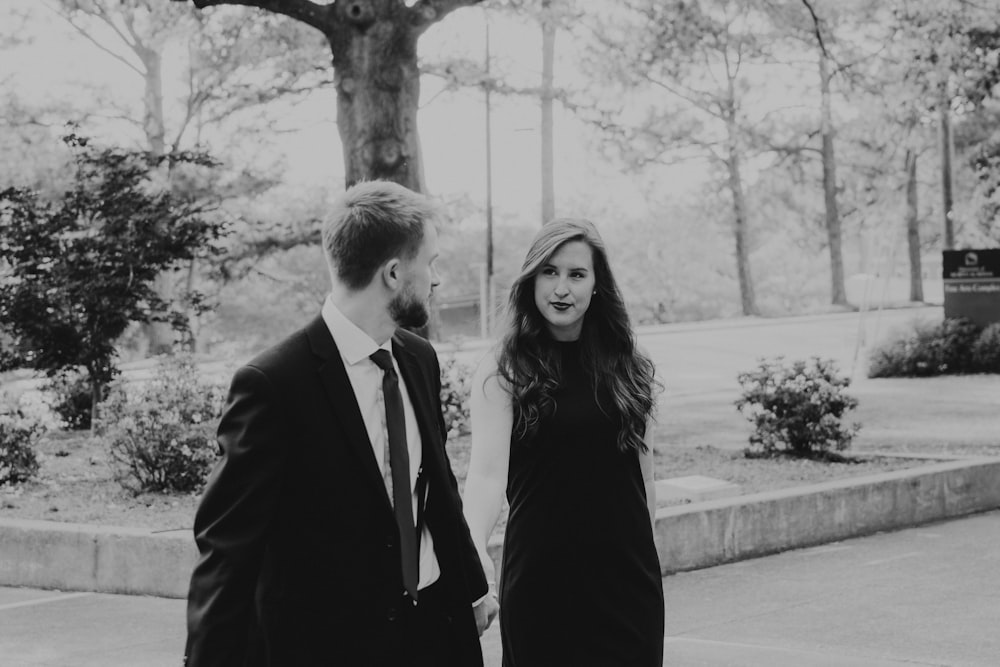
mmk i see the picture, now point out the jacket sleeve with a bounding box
[185,365,289,667]
[430,348,490,605]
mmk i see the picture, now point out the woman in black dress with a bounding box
[463,218,664,666]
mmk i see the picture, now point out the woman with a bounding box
[463,218,664,666]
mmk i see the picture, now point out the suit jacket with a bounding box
[185,316,487,666]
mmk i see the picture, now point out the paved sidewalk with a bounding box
[2,510,997,666]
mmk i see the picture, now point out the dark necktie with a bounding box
[369,349,419,600]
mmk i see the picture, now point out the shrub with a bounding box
[0,407,43,485]
[868,318,982,378]
[735,356,860,458]
[440,356,473,438]
[971,322,1000,373]
[46,369,96,431]
[98,354,225,494]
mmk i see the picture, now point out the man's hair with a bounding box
[322,180,438,290]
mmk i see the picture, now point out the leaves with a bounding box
[0,134,228,393]
[735,356,860,456]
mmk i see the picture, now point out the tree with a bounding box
[904,148,923,302]
[43,0,327,352]
[773,0,851,305]
[498,0,582,224]
[174,0,486,193]
[890,0,1000,249]
[0,135,227,424]
[588,0,770,316]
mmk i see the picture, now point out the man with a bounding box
[185,180,499,666]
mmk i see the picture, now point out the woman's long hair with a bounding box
[494,218,659,453]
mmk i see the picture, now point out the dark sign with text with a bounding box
[943,249,1000,326]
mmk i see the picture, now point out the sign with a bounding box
[942,249,1000,326]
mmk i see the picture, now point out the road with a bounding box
[2,510,997,666]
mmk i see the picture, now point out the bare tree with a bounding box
[587,0,766,316]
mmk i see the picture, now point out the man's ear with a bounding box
[381,258,401,289]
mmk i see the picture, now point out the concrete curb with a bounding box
[651,457,1000,575]
[0,520,193,598]
[1,457,998,598]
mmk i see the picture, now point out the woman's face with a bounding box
[533,240,596,341]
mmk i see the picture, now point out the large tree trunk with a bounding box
[819,50,846,306]
[724,112,759,317]
[329,9,425,192]
[183,0,484,342]
[905,149,924,302]
[183,0,485,191]
[540,0,555,225]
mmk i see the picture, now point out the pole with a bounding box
[484,13,495,335]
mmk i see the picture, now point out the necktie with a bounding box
[369,349,419,600]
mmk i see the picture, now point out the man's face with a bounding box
[389,222,440,329]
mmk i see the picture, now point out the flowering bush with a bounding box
[0,406,43,485]
[735,357,860,458]
[440,356,473,438]
[97,354,225,494]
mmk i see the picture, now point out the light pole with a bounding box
[483,11,495,337]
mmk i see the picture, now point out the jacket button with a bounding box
[387,607,398,621]
[386,536,394,548]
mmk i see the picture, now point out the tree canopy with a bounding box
[0,134,227,410]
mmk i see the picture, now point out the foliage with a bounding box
[735,356,860,458]
[45,369,99,431]
[868,317,986,377]
[971,322,1000,373]
[440,356,473,438]
[0,405,43,485]
[98,354,225,494]
[0,134,227,415]
[892,1,1000,111]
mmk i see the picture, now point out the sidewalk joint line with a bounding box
[0,592,93,612]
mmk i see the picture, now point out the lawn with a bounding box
[2,373,996,532]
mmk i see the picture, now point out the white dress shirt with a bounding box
[321,295,441,590]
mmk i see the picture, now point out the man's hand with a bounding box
[473,594,499,636]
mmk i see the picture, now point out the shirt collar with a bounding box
[321,294,392,367]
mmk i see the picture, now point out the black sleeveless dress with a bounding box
[499,340,664,666]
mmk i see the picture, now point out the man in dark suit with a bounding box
[185,180,499,666]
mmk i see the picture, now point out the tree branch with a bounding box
[409,0,485,31]
[800,0,828,58]
[53,9,144,76]
[175,0,332,33]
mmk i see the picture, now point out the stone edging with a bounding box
[649,457,1000,575]
[1,458,998,598]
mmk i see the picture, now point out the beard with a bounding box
[388,283,430,329]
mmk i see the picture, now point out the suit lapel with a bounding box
[307,316,391,511]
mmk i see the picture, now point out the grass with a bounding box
[1,363,997,533]
[0,431,928,533]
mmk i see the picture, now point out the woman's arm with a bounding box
[639,418,657,529]
[462,353,514,586]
